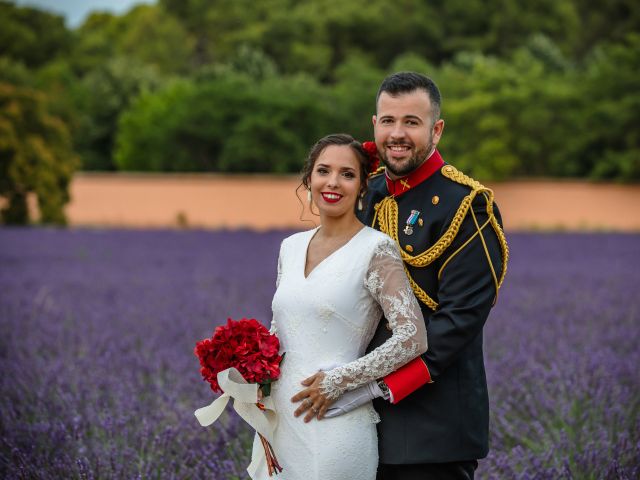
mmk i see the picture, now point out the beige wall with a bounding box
[58,173,640,231]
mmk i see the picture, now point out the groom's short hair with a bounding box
[376,72,441,122]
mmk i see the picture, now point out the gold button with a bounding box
[432,195,440,205]
[418,218,424,227]
[405,244,414,253]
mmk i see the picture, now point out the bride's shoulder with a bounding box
[361,226,396,246]
[360,227,400,255]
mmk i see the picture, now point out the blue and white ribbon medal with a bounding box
[404,210,420,235]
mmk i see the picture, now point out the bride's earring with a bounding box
[358,195,363,211]
[307,189,312,205]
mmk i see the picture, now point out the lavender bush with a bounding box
[1,228,638,479]
[482,233,640,479]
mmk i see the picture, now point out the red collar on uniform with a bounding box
[385,149,444,197]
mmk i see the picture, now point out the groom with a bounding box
[353,72,509,479]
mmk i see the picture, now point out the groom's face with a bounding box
[373,89,444,179]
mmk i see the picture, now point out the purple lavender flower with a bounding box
[1,229,638,479]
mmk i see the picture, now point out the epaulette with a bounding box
[372,164,509,310]
[441,164,486,192]
[368,165,385,178]
[440,164,495,219]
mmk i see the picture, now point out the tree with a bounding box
[0,1,71,69]
[433,40,577,180]
[0,57,31,86]
[69,12,120,75]
[160,0,284,67]
[76,57,163,171]
[0,83,78,224]
[71,5,195,76]
[115,71,336,173]
[115,5,196,75]
[572,33,640,180]
[571,0,640,59]
[331,55,384,142]
[218,74,335,172]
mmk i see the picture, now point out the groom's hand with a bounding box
[291,371,334,422]
[324,381,385,418]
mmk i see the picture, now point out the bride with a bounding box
[251,133,428,480]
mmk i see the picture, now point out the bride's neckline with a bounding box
[303,225,366,279]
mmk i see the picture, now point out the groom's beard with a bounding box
[380,136,434,178]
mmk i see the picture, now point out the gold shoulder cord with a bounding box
[368,165,386,178]
[372,165,509,310]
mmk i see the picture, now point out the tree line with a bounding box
[1,0,639,223]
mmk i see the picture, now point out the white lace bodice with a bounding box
[271,226,427,400]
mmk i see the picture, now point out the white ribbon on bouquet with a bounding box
[194,367,278,477]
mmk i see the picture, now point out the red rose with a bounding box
[194,318,283,394]
[362,141,380,173]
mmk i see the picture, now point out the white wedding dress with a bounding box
[250,226,427,480]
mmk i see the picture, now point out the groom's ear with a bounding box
[372,115,377,127]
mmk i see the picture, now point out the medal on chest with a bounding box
[403,209,421,235]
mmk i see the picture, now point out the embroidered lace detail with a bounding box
[367,405,381,424]
[317,302,335,334]
[320,238,428,400]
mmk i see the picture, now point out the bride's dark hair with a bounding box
[300,133,369,197]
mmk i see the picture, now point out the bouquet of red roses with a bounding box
[194,318,284,476]
[195,317,284,396]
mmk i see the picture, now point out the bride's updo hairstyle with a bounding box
[300,133,370,200]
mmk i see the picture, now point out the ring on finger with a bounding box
[312,406,319,413]
[303,398,311,407]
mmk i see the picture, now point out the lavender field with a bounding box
[1,228,639,479]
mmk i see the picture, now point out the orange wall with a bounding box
[62,173,640,231]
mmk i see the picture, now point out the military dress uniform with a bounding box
[358,149,509,480]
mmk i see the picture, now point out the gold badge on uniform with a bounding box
[432,195,440,205]
[403,210,420,235]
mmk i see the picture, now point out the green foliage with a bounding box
[114,79,205,172]
[71,5,195,76]
[0,1,71,69]
[32,60,83,126]
[221,45,279,80]
[159,0,584,72]
[571,0,640,59]
[160,0,284,67]
[0,83,78,224]
[0,0,638,180]
[435,41,581,180]
[114,5,196,75]
[0,57,31,86]
[330,56,384,142]
[69,12,120,74]
[76,57,164,171]
[569,33,640,181]
[115,73,335,173]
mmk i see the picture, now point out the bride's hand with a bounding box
[291,371,334,422]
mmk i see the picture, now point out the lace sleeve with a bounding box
[319,238,428,399]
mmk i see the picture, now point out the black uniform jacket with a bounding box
[359,163,506,464]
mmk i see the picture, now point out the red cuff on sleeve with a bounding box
[384,357,432,404]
